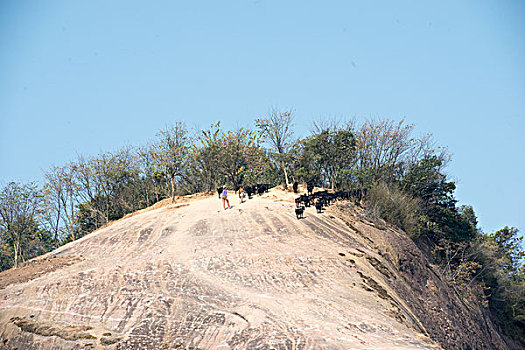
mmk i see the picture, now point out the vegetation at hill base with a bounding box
[1,110,523,347]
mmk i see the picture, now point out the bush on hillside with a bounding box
[366,182,422,237]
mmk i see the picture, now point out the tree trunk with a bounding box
[170,176,176,203]
[54,213,60,248]
[105,196,110,224]
[13,238,19,268]
[68,198,76,241]
[282,160,290,190]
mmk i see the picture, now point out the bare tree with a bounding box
[44,163,81,243]
[74,153,118,229]
[44,166,65,247]
[355,119,415,170]
[137,144,166,204]
[256,108,295,190]
[155,122,191,201]
[59,163,81,240]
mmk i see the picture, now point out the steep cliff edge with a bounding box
[0,189,507,349]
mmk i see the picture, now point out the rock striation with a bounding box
[0,189,507,349]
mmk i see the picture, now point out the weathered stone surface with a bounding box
[0,190,507,349]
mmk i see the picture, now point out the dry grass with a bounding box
[100,335,121,345]
[366,182,421,237]
[0,255,83,290]
[11,317,96,341]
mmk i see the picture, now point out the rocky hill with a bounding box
[0,188,507,349]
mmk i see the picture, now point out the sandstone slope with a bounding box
[0,189,506,349]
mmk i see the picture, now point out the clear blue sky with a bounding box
[1,1,524,234]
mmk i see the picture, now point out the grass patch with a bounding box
[100,336,121,345]
[11,317,96,341]
[366,182,421,238]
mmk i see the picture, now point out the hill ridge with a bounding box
[0,189,506,349]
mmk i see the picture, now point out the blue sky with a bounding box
[1,1,524,234]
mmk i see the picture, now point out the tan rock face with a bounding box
[0,190,506,349]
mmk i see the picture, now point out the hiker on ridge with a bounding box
[221,185,230,210]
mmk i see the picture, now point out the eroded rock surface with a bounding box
[0,190,507,349]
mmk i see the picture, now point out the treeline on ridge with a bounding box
[0,110,523,347]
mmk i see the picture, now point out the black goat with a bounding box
[307,182,314,196]
[217,187,223,199]
[256,184,269,196]
[295,205,305,219]
[301,194,311,207]
[315,198,324,213]
[245,186,254,199]
[293,181,299,193]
